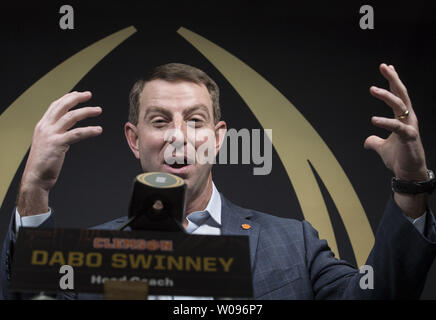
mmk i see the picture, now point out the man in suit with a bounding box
[1,63,436,299]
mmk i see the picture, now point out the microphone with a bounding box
[119,172,186,232]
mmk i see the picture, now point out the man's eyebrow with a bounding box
[143,106,172,119]
[183,104,211,120]
[143,104,212,120]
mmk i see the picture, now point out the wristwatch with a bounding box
[391,169,436,195]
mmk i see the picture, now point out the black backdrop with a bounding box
[0,0,435,298]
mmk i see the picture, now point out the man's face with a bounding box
[125,79,226,197]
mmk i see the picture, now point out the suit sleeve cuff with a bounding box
[15,208,52,234]
[406,212,427,235]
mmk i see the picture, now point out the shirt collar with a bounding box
[205,182,221,226]
[186,181,221,227]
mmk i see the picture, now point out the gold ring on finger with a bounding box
[397,109,409,120]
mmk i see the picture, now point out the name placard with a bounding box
[9,227,253,298]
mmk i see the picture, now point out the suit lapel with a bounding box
[220,194,260,269]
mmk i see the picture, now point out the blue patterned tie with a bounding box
[186,211,210,233]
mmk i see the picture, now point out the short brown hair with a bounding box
[128,63,221,125]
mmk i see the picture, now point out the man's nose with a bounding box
[171,120,187,148]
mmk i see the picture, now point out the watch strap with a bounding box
[391,169,436,195]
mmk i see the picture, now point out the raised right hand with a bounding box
[17,91,103,216]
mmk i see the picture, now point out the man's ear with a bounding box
[214,120,227,156]
[124,122,140,159]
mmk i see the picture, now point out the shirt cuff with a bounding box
[406,212,427,235]
[15,208,52,234]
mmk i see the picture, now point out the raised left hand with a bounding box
[364,63,428,182]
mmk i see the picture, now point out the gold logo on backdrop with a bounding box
[177,27,374,266]
[0,26,373,266]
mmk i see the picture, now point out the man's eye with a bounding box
[152,119,167,126]
[189,118,203,125]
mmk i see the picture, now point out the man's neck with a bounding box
[183,176,213,227]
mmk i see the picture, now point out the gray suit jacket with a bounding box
[2,194,436,299]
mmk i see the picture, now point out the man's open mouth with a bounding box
[163,158,193,173]
[169,163,190,169]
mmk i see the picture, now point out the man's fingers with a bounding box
[56,106,102,132]
[47,91,93,123]
[379,63,412,107]
[364,135,385,153]
[371,116,417,140]
[61,126,103,145]
[370,86,407,117]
